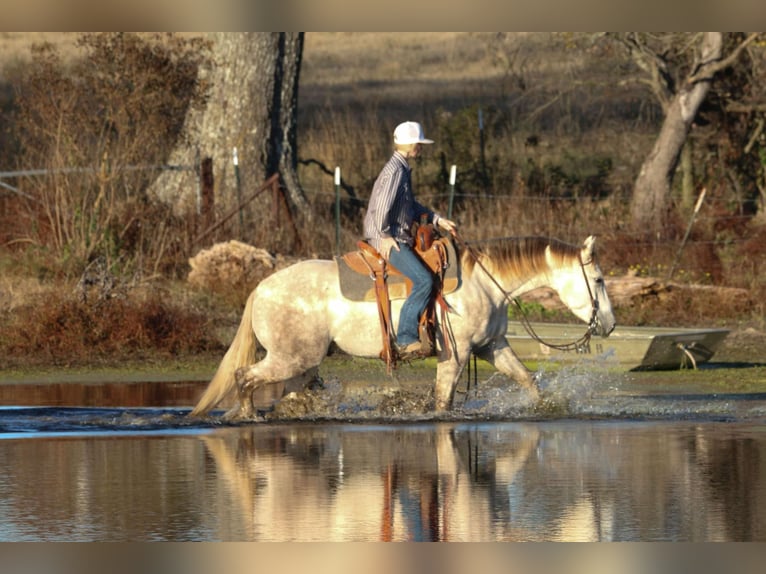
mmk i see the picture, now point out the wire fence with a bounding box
[308,186,759,248]
[2,160,762,272]
[0,164,196,197]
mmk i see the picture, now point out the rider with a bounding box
[364,121,457,359]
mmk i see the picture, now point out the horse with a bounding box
[190,235,616,419]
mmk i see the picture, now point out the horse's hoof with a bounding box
[223,405,264,422]
[521,383,541,403]
[222,406,243,422]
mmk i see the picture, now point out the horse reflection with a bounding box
[198,423,766,541]
[199,424,541,541]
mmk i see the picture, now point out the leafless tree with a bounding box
[609,32,761,233]
[150,33,309,222]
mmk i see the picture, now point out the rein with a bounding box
[452,233,598,354]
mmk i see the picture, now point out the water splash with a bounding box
[4,357,766,435]
[258,358,766,423]
[268,364,619,422]
[271,378,440,422]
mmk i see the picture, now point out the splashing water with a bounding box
[4,348,766,435]
[259,353,766,423]
[267,362,623,422]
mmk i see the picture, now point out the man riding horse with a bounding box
[364,121,457,360]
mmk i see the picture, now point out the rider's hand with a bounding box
[436,217,457,235]
[380,237,399,260]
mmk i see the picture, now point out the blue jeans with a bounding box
[388,243,434,346]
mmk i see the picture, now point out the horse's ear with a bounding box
[545,244,554,266]
[581,235,596,259]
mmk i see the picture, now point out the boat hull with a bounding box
[506,322,730,370]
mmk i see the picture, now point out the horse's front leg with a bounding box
[434,344,471,412]
[475,338,540,401]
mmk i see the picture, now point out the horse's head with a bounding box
[546,235,616,337]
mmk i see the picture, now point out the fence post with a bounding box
[667,187,707,281]
[448,164,457,220]
[478,107,487,192]
[233,147,243,238]
[200,157,214,232]
[335,166,341,255]
[193,173,279,246]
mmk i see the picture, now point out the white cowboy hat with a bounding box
[393,121,434,145]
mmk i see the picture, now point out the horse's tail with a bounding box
[189,289,258,417]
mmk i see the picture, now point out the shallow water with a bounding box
[1,365,766,541]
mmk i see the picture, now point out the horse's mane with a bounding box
[460,236,580,279]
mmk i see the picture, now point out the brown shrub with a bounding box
[188,240,276,305]
[6,33,209,276]
[0,287,224,366]
[187,240,303,306]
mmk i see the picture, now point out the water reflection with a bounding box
[4,421,762,541]
[0,381,209,407]
[0,421,764,541]
[0,433,212,541]
[198,422,766,541]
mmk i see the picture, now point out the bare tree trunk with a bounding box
[149,33,309,220]
[630,33,722,233]
[270,33,310,218]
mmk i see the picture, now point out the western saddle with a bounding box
[339,222,455,371]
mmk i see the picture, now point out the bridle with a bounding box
[454,233,600,354]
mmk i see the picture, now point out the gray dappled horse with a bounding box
[191,236,616,419]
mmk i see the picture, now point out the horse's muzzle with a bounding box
[590,310,615,338]
[595,320,616,338]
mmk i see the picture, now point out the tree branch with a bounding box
[687,33,761,84]
[744,117,765,155]
[298,157,358,199]
[617,33,674,106]
[727,103,766,113]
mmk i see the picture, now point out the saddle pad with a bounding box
[336,238,461,302]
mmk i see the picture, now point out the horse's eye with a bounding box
[594,277,604,285]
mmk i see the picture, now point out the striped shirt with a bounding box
[363,151,438,251]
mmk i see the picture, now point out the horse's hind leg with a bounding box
[231,354,317,419]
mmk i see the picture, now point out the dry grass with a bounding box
[0,32,82,68]
[303,33,497,85]
[302,33,593,87]
[0,32,202,71]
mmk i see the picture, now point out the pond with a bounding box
[1,359,766,541]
